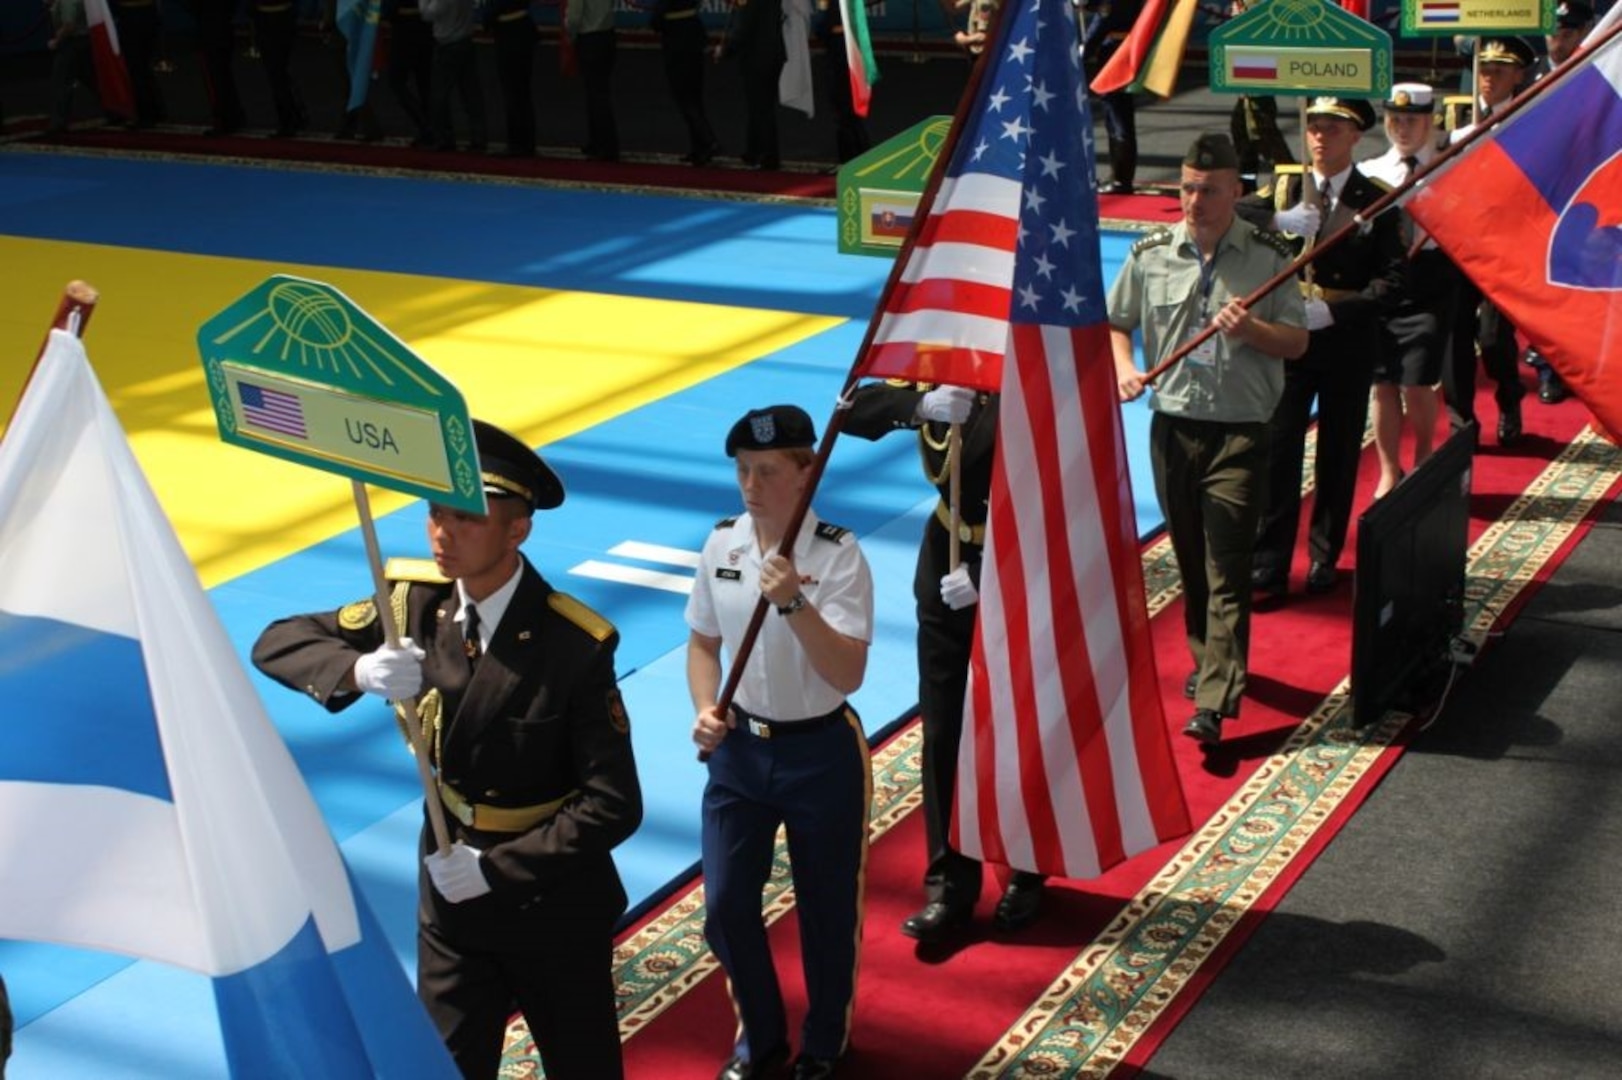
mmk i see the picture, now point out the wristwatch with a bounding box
[776,592,807,616]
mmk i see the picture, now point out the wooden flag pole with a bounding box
[352,479,453,853]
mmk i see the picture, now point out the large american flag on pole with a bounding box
[855,0,1189,878]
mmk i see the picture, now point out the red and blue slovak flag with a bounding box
[857,0,1189,878]
[1407,8,1622,441]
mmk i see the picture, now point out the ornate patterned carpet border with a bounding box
[965,427,1622,1078]
[501,428,1618,1077]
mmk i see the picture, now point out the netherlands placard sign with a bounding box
[197,275,486,513]
[837,115,952,257]
[1210,0,1394,97]
[1400,0,1552,37]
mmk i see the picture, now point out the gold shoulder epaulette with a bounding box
[1365,174,1394,194]
[715,515,737,530]
[883,377,916,388]
[549,591,615,642]
[814,521,851,542]
[1252,228,1296,260]
[384,557,451,584]
[1131,228,1173,256]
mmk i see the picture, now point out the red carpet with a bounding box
[611,374,1613,1079]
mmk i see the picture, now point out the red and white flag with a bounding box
[856,0,1189,878]
[84,0,136,121]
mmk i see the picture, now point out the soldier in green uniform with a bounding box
[252,420,641,1080]
[1109,133,1309,746]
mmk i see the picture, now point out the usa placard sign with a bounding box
[198,275,486,513]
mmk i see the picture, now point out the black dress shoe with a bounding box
[1539,379,1569,404]
[717,1043,789,1080]
[1498,405,1523,446]
[1183,708,1223,746]
[993,875,1044,932]
[1305,561,1338,594]
[1100,179,1133,195]
[1251,565,1286,600]
[792,1054,840,1080]
[900,901,970,942]
[1183,671,1198,700]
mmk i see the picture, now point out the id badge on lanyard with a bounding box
[1184,254,1219,367]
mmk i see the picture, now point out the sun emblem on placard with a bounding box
[1251,0,1357,42]
[206,278,441,394]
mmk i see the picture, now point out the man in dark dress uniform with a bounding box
[111,0,164,127]
[489,0,537,156]
[844,381,1047,941]
[720,0,787,170]
[651,0,720,165]
[1241,96,1405,601]
[250,0,306,136]
[1443,35,1537,444]
[252,420,642,1080]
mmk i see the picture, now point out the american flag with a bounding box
[855,0,1189,878]
[239,381,308,440]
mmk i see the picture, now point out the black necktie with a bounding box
[463,603,482,663]
[1317,178,1334,238]
[1401,155,1418,181]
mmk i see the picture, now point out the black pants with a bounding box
[913,517,984,907]
[387,14,434,142]
[115,4,164,124]
[661,20,716,157]
[1256,326,1377,574]
[195,0,245,132]
[740,56,783,166]
[574,29,619,159]
[493,17,536,154]
[252,7,303,133]
[1443,278,1526,432]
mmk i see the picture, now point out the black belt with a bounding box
[734,703,848,738]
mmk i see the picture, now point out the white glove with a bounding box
[1273,202,1321,237]
[425,842,491,903]
[940,565,979,611]
[1305,299,1334,332]
[352,638,426,699]
[916,385,975,425]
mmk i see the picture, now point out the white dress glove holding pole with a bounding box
[1273,202,1321,237]
[425,842,491,903]
[916,385,975,424]
[940,565,979,611]
[1304,299,1334,332]
[352,638,426,699]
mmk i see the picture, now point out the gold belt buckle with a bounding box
[958,522,976,544]
[1300,281,1324,301]
[747,718,771,738]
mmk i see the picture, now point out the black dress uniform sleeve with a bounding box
[252,596,392,711]
[842,380,926,438]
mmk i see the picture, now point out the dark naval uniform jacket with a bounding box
[1239,166,1407,572]
[252,555,642,946]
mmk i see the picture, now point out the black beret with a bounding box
[1555,1,1593,28]
[1182,132,1240,172]
[725,405,818,457]
[473,419,564,512]
[1305,96,1378,130]
[1479,35,1537,66]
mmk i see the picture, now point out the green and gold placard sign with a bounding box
[1400,0,1552,37]
[197,275,485,513]
[1210,0,1394,96]
[837,116,951,257]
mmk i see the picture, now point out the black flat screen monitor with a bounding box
[1351,422,1475,729]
